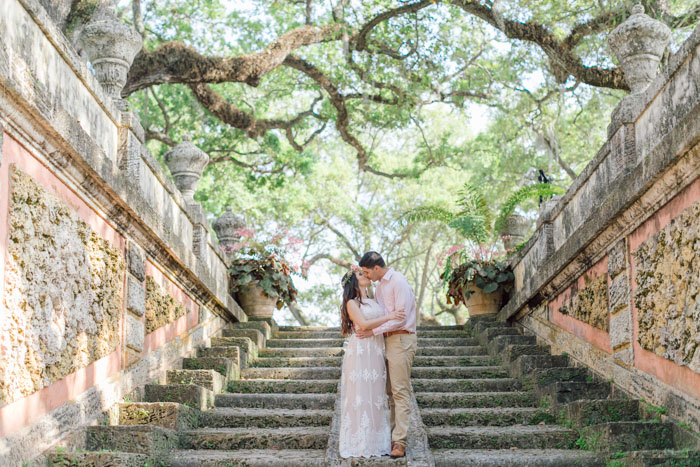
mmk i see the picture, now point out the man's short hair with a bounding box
[359,251,385,268]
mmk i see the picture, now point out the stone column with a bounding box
[608,238,634,366]
[124,241,147,367]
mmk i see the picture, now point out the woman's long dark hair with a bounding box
[340,271,363,337]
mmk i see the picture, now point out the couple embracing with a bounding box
[338,251,417,459]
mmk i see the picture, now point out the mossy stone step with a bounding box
[200,407,333,428]
[521,366,589,390]
[274,331,342,339]
[411,378,520,393]
[417,346,486,356]
[242,366,340,380]
[617,449,700,466]
[118,402,199,430]
[215,393,335,410]
[198,346,240,367]
[411,366,508,379]
[86,425,178,454]
[478,327,522,346]
[416,391,538,408]
[233,321,272,340]
[565,399,640,427]
[421,407,554,427]
[540,381,611,405]
[582,422,677,452]
[417,338,479,347]
[251,356,342,368]
[209,336,258,363]
[182,357,239,380]
[180,427,329,450]
[416,325,464,331]
[418,330,471,338]
[470,320,506,334]
[145,384,214,410]
[486,334,536,354]
[48,451,150,467]
[259,347,344,358]
[509,354,570,376]
[413,355,495,367]
[167,369,226,393]
[500,344,551,364]
[278,325,340,332]
[222,328,266,348]
[165,449,326,466]
[427,425,577,450]
[227,379,338,394]
[266,338,344,348]
[432,448,601,466]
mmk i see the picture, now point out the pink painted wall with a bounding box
[0,132,201,437]
[628,176,700,401]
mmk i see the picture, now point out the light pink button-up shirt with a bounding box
[372,268,417,336]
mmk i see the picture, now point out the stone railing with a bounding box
[0,0,247,463]
[502,7,700,431]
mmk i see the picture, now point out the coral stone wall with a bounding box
[633,200,700,372]
[1,168,124,405]
[145,275,187,333]
[558,274,609,332]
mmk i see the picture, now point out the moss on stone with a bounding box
[145,276,187,333]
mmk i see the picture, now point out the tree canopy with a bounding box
[100,0,698,324]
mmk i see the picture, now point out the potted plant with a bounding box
[225,228,301,320]
[404,182,562,316]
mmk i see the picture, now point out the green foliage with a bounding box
[495,183,565,233]
[443,259,514,305]
[229,251,298,308]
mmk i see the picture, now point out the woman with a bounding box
[338,269,404,458]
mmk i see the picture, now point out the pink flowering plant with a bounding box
[224,227,305,309]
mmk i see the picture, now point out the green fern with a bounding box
[495,183,564,233]
[403,205,455,224]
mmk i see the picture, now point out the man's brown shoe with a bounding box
[390,443,405,458]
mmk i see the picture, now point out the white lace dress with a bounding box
[338,298,392,458]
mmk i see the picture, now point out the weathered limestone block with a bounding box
[126,274,145,316]
[559,274,610,332]
[145,276,187,334]
[0,168,124,404]
[125,313,144,352]
[608,238,628,279]
[119,402,199,430]
[127,242,146,281]
[610,307,632,350]
[609,273,630,313]
[633,201,700,372]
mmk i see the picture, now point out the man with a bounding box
[355,251,417,459]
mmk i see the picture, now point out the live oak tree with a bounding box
[57,0,698,324]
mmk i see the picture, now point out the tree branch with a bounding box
[124,24,347,95]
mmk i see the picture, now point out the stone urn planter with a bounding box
[608,4,671,94]
[462,281,503,316]
[163,137,209,202]
[236,281,278,319]
[500,213,530,251]
[78,5,142,99]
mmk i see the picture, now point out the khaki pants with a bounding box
[385,333,418,447]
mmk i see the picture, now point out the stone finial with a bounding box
[212,207,246,248]
[78,4,142,99]
[163,138,209,202]
[608,4,672,94]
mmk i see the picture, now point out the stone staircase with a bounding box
[47,317,700,466]
[425,315,700,467]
